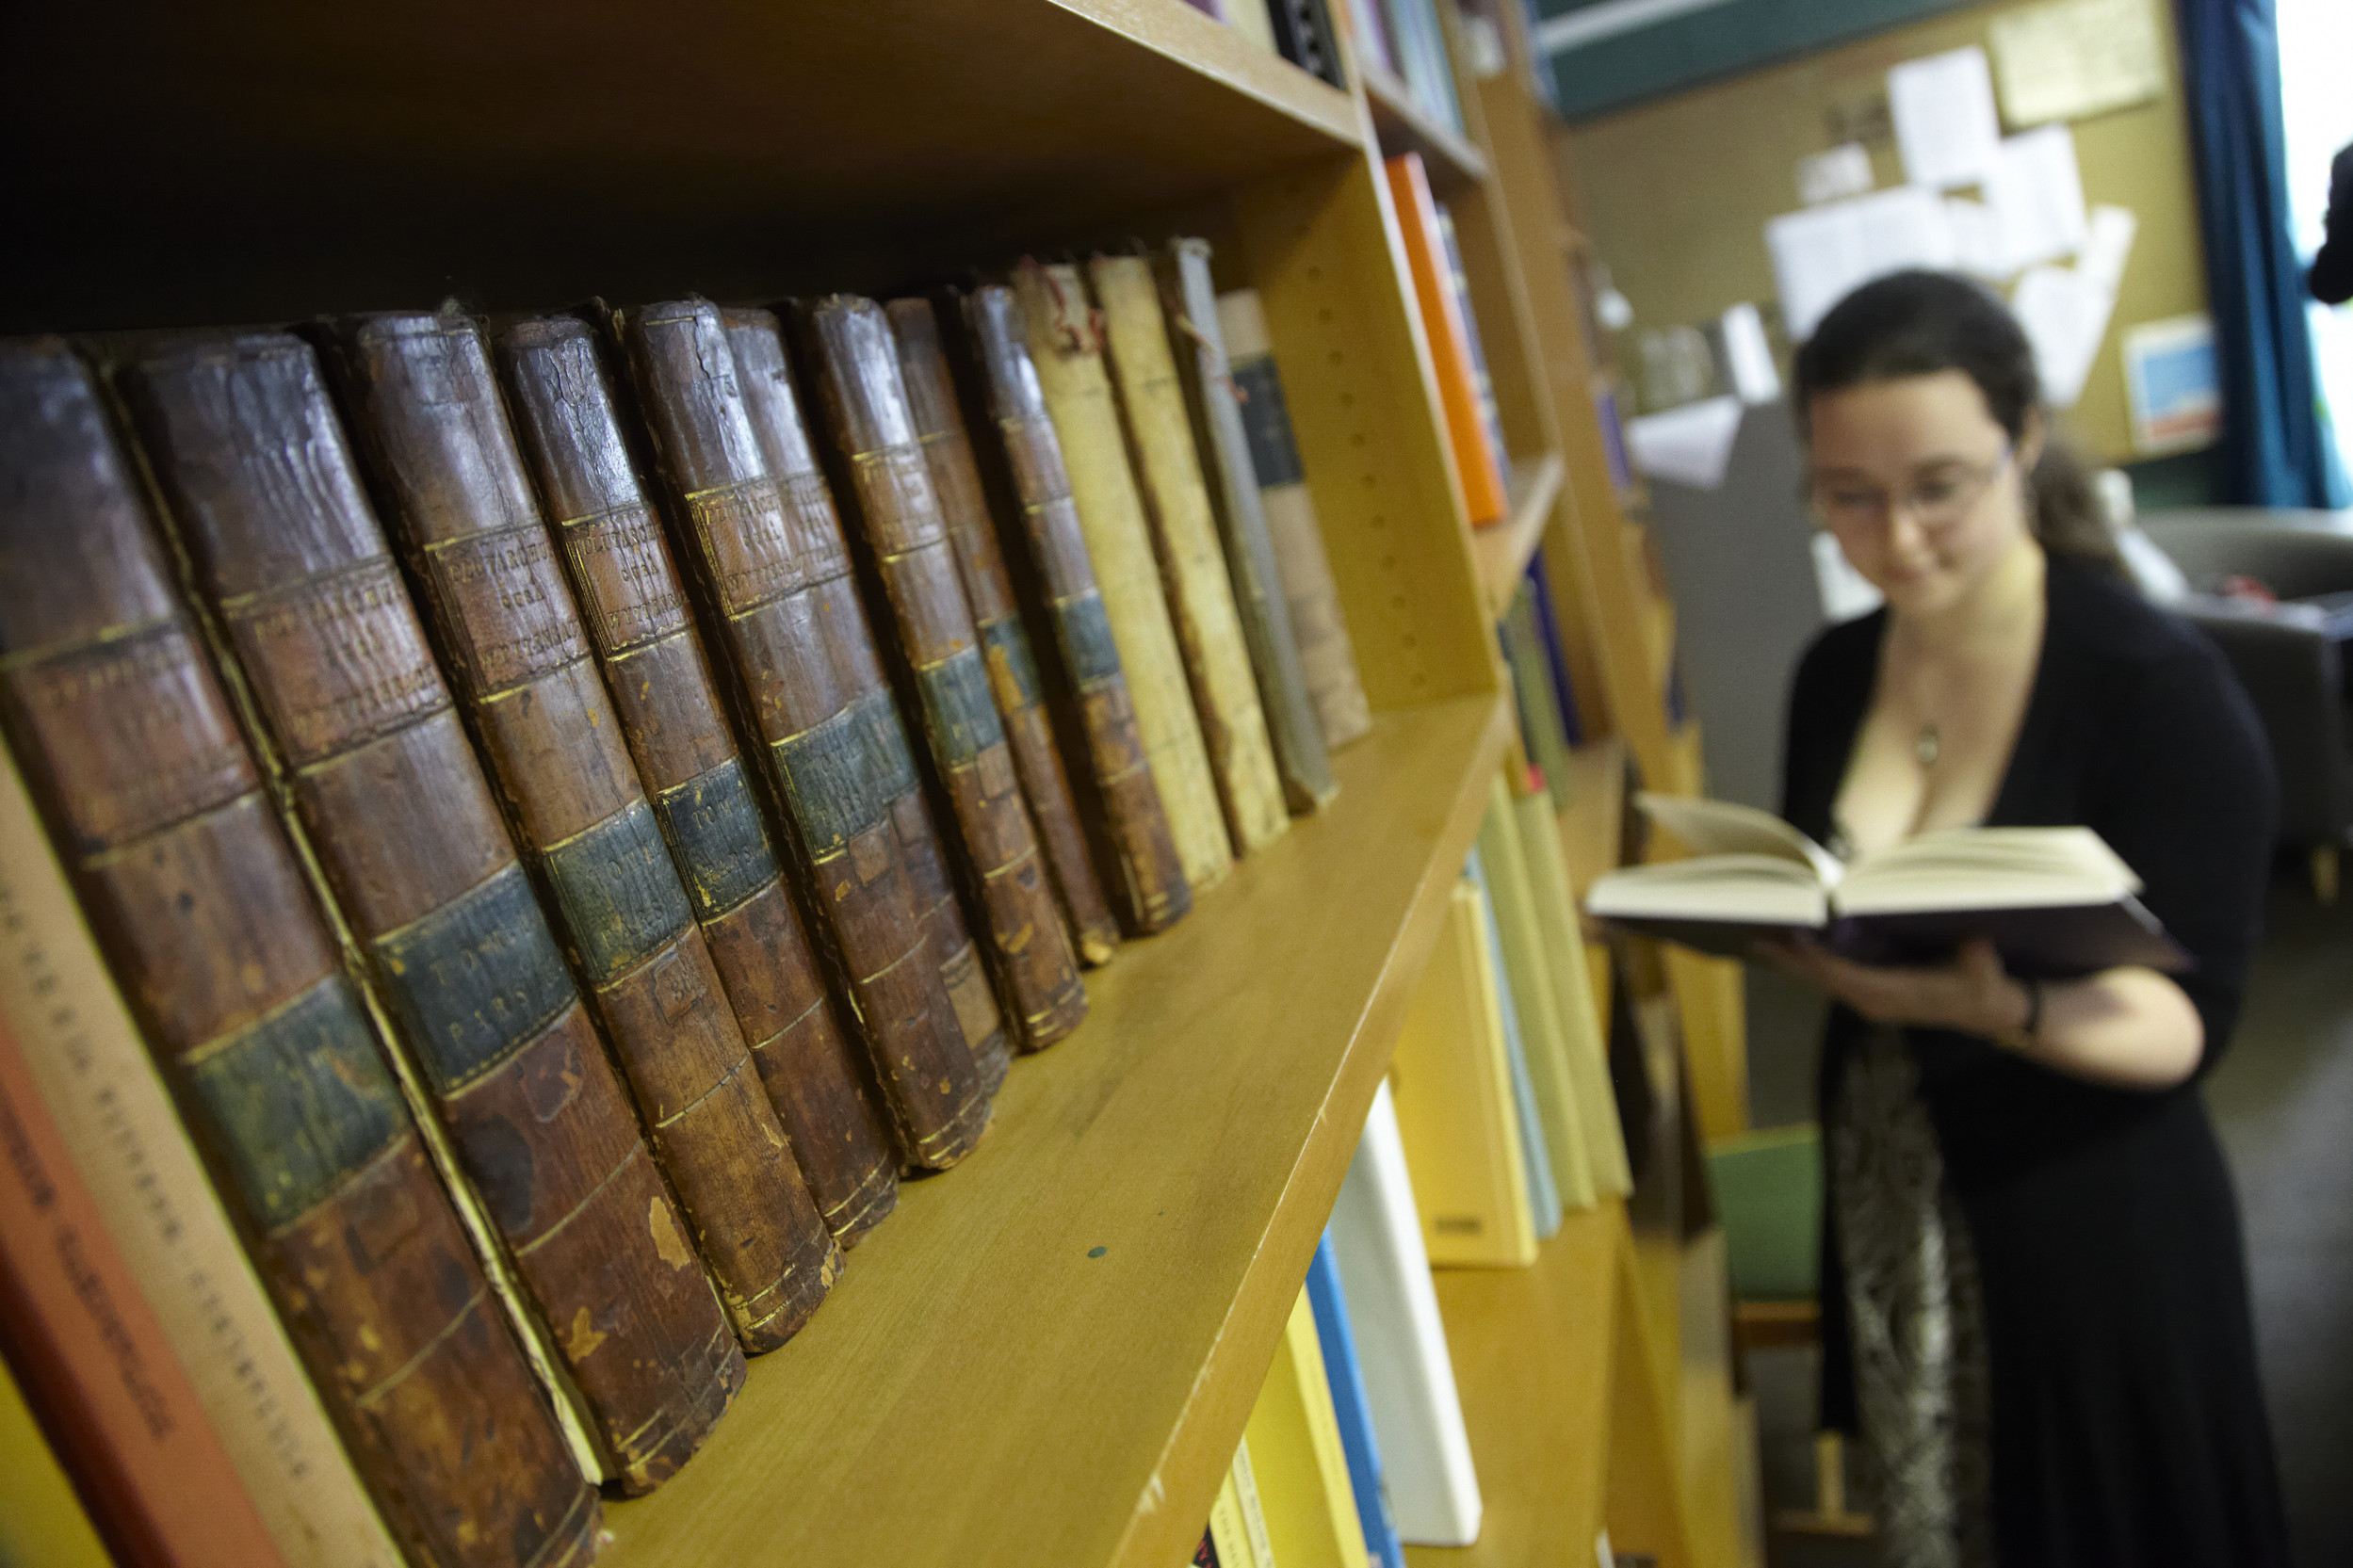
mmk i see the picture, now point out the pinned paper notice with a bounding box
[1947,198,2005,279]
[2012,264,2114,408]
[1989,0,2166,127]
[1720,303,1782,405]
[1889,46,2003,189]
[2124,315,2221,453]
[2078,204,2139,293]
[1767,186,1958,341]
[1625,396,1744,490]
[1796,143,1875,206]
[1985,124,2088,272]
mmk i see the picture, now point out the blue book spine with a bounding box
[1522,550,1583,746]
[1306,1233,1407,1568]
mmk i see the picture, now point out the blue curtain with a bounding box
[2175,0,2350,509]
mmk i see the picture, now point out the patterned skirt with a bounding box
[1829,1026,1995,1568]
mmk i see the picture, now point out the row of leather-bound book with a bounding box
[0,247,1375,1568]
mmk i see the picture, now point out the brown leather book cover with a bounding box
[725,311,1012,1093]
[117,331,742,1496]
[797,296,1088,1052]
[620,299,990,1171]
[948,285,1193,937]
[1012,262,1235,895]
[496,314,899,1249]
[884,296,1122,969]
[1088,254,1292,857]
[319,309,840,1350]
[0,339,597,1565]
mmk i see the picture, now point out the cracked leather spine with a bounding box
[621,299,989,1171]
[0,338,599,1567]
[318,310,840,1352]
[118,331,740,1496]
[495,314,898,1250]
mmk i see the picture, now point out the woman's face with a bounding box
[1806,369,2037,617]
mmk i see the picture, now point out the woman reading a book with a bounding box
[1769,270,2288,1567]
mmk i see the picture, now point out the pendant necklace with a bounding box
[1916,721,1941,768]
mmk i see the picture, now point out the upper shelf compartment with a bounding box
[0,0,1360,331]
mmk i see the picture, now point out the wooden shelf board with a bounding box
[0,0,1360,330]
[1473,450,1566,618]
[601,692,1511,1568]
[1404,1200,1627,1568]
[1362,63,1490,190]
[1554,737,1627,902]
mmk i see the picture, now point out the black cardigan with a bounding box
[1780,556,2291,1565]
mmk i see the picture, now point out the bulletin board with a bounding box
[1556,0,2206,465]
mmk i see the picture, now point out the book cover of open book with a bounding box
[1586,795,2187,976]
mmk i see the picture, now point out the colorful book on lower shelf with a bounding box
[1513,783,1635,1198]
[1306,1233,1407,1568]
[1328,1081,1484,1545]
[1387,154,1508,526]
[1244,1285,1371,1568]
[1467,845,1568,1236]
[1387,876,1538,1268]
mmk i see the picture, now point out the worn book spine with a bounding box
[496,315,899,1248]
[799,297,1089,1053]
[119,331,742,1496]
[1160,240,1337,816]
[620,299,990,1171]
[1213,288,1372,750]
[951,285,1193,936]
[884,297,1122,968]
[1014,262,1234,894]
[0,340,596,1563]
[0,1002,289,1568]
[730,311,1014,1094]
[0,752,407,1568]
[1089,255,1291,859]
[321,310,840,1350]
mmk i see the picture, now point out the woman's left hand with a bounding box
[1759,934,2027,1040]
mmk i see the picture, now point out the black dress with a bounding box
[1780,557,2294,1567]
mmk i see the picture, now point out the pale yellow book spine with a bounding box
[1387,881,1537,1268]
[0,758,406,1568]
[1478,774,1598,1211]
[1217,1441,1273,1568]
[1513,786,1634,1197]
[1243,1289,1371,1568]
[1224,0,1278,53]
[1017,261,1234,891]
[1090,255,1290,857]
[0,1355,111,1568]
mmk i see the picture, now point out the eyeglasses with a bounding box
[1805,448,2013,535]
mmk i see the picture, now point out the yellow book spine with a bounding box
[1243,1289,1371,1568]
[1017,262,1235,892]
[1387,881,1538,1268]
[1091,254,1290,857]
[1513,785,1634,1196]
[0,1354,111,1568]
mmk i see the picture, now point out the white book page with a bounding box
[1587,856,1831,927]
[1633,793,1845,883]
[1837,826,2140,913]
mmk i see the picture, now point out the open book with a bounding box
[1585,795,2186,975]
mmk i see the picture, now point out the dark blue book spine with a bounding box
[1306,1231,1405,1568]
[1523,550,1584,745]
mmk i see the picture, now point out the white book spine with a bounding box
[1327,1081,1483,1545]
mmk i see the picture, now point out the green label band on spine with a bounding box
[376,864,578,1093]
[773,703,889,854]
[917,647,1004,768]
[980,615,1044,711]
[542,800,696,985]
[1056,592,1124,689]
[1230,359,1305,489]
[853,687,921,803]
[655,758,777,920]
[186,976,407,1231]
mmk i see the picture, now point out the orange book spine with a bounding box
[0,1013,286,1568]
[1384,153,1507,526]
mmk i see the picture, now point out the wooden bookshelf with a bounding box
[603,695,1508,1568]
[1473,449,1567,615]
[1363,63,1490,189]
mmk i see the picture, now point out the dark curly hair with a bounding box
[1793,269,2119,568]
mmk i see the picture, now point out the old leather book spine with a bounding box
[1088,255,1291,858]
[799,296,1089,1053]
[319,311,840,1351]
[884,296,1122,969]
[620,299,989,1171]
[496,315,899,1249]
[118,331,743,1496]
[0,340,596,1567]
[1013,262,1235,895]
[1160,240,1337,816]
[724,311,1012,1092]
[1212,288,1373,750]
[951,284,1193,937]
